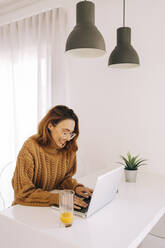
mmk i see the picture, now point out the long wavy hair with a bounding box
[33,105,79,152]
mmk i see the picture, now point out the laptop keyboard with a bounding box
[74,194,91,213]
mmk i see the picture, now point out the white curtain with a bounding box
[0,8,67,172]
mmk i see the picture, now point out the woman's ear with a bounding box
[48,123,53,131]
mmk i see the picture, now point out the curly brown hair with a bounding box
[33,105,79,152]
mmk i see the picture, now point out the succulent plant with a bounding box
[119,152,147,170]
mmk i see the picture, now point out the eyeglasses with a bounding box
[52,123,77,141]
[61,131,76,140]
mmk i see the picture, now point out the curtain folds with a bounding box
[0,8,67,169]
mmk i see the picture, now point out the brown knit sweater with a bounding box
[12,136,82,207]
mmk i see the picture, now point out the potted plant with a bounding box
[119,152,147,182]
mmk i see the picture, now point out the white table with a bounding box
[0,169,165,248]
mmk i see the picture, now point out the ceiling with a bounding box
[0,0,41,15]
[0,0,31,8]
[0,0,19,7]
[0,0,79,18]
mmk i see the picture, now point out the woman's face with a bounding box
[48,119,76,148]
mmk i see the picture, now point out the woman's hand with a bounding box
[75,186,93,198]
[74,186,93,209]
[74,195,88,210]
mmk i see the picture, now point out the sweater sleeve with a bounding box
[12,146,59,207]
[58,154,83,191]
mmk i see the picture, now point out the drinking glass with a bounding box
[59,190,74,227]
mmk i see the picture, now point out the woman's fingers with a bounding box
[74,205,81,210]
[82,188,93,197]
[78,192,89,198]
[76,186,94,198]
[87,188,93,196]
[74,196,88,208]
[89,188,93,193]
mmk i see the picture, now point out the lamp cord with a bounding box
[123,0,125,27]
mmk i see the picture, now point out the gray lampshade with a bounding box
[108,27,140,68]
[65,1,106,58]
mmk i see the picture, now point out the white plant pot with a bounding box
[124,169,138,183]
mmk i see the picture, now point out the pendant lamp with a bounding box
[108,0,140,68]
[65,0,106,58]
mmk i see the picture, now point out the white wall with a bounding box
[65,0,165,176]
[0,0,165,176]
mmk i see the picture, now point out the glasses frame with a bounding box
[61,130,76,140]
[52,122,77,141]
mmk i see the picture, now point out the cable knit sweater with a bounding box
[12,136,82,207]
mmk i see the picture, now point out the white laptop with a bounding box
[51,166,124,218]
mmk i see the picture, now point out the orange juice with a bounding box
[60,212,73,225]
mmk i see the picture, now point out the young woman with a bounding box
[12,105,93,209]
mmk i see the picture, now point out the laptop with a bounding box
[51,166,123,218]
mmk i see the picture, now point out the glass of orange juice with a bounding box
[59,190,74,227]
